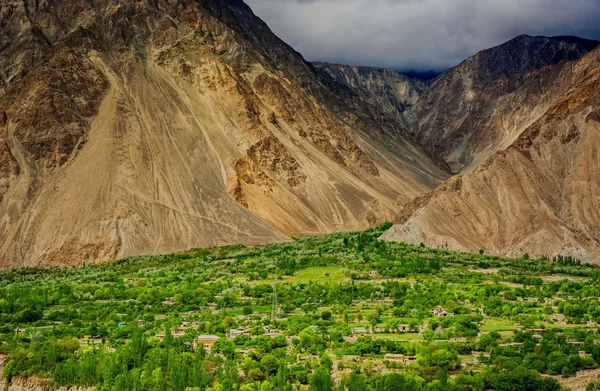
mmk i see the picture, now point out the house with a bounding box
[579,351,589,358]
[566,338,583,346]
[518,297,539,303]
[551,314,565,322]
[352,326,368,335]
[532,334,543,341]
[432,306,453,317]
[191,322,202,328]
[384,354,406,363]
[450,337,468,343]
[137,320,145,326]
[398,324,410,333]
[229,328,249,339]
[263,327,279,337]
[162,299,176,305]
[80,336,103,345]
[195,335,219,352]
[499,342,523,347]
[343,336,358,343]
[170,328,186,338]
[14,328,26,335]
[526,328,545,333]
[369,271,379,278]
[118,322,126,328]
[123,278,138,283]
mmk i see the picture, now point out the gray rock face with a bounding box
[408,35,600,173]
[313,63,425,127]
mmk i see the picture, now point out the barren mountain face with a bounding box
[410,35,600,174]
[2,0,599,267]
[0,0,446,268]
[383,47,600,262]
[312,63,425,128]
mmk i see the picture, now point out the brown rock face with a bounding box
[383,47,600,262]
[0,0,446,267]
[409,35,599,173]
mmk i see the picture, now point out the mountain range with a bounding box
[0,0,598,267]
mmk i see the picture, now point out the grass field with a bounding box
[480,318,516,332]
[282,266,349,284]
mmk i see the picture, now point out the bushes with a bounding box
[488,368,561,391]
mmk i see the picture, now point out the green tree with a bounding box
[310,367,333,391]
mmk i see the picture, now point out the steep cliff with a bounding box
[383,46,600,261]
[409,35,599,173]
[313,63,424,126]
[0,0,446,268]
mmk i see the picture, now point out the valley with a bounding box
[2,225,600,390]
[1,0,600,390]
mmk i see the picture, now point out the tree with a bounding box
[310,367,333,391]
[383,373,421,391]
[131,327,148,368]
[347,374,367,391]
[546,351,569,375]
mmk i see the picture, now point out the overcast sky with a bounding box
[245,0,600,71]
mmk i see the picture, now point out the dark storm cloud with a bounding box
[245,0,600,71]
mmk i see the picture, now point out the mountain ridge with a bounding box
[0,0,446,268]
[383,44,600,261]
[1,0,600,266]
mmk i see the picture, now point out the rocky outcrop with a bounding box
[0,356,91,391]
[0,378,91,391]
[313,63,424,126]
[0,0,446,268]
[409,35,599,173]
[383,47,600,262]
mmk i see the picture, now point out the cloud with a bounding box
[245,0,600,71]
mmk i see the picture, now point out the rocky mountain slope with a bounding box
[383,46,600,261]
[313,63,424,127]
[0,0,447,268]
[409,35,599,173]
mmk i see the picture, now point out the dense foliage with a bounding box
[2,223,600,390]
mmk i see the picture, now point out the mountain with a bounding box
[0,0,446,268]
[313,63,425,127]
[382,45,600,261]
[409,35,600,173]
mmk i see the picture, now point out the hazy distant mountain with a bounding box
[313,63,425,127]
